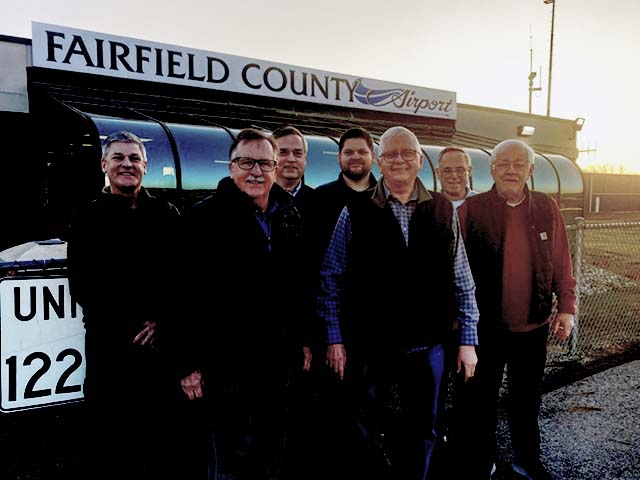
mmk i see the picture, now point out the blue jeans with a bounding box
[358,344,445,480]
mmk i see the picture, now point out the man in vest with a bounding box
[308,127,379,478]
[455,139,576,480]
[317,126,479,480]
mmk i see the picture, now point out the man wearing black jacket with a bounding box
[314,127,377,262]
[179,128,312,479]
[67,131,184,479]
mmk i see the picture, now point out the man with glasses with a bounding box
[317,126,479,480]
[178,128,312,479]
[432,145,479,476]
[452,139,576,480]
[436,146,478,208]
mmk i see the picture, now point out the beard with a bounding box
[342,166,368,182]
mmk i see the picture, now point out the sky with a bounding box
[1,0,639,173]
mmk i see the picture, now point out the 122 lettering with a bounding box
[5,349,82,402]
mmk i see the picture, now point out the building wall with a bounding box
[457,103,580,160]
[0,37,30,113]
[583,172,640,213]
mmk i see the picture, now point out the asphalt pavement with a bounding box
[1,360,638,479]
[493,360,640,480]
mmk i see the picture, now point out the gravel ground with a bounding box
[493,359,640,480]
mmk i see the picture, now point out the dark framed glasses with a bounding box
[231,157,279,172]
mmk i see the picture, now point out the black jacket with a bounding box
[314,172,377,264]
[181,177,312,377]
[67,187,181,341]
[67,187,181,396]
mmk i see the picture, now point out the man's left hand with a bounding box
[551,313,574,341]
[181,370,203,400]
[133,320,157,346]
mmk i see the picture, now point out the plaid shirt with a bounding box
[317,185,479,347]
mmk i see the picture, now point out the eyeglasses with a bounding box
[493,161,530,172]
[379,150,420,163]
[441,167,469,176]
[232,157,279,172]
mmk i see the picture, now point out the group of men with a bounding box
[67,125,575,480]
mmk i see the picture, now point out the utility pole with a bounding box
[545,0,556,117]
[528,25,542,114]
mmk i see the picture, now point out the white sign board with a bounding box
[1,276,85,412]
[31,22,457,120]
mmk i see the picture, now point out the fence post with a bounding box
[570,217,585,355]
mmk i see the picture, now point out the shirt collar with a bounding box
[289,181,302,197]
[372,177,433,208]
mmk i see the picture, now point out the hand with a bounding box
[326,344,346,380]
[457,345,477,382]
[180,370,203,400]
[303,346,312,372]
[551,313,574,341]
[133,320,156,346]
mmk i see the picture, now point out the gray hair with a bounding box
[438,146,472,167]
[379,126,422,154]
[102,131,147,162]
[490,139,535,166]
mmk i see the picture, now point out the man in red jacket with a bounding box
[453,139,576,480]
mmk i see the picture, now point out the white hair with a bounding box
[379,126,422,153]
[490,139,535,165]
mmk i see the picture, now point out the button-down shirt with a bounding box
[317,184,479,347]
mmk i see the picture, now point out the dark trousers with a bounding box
[386,345,445,480]
[335,344,445,480]
[426,339,460,480]
[449,324,549,478]
[285,360,340,480]
[207,360,293,480]
[83,342,198,480]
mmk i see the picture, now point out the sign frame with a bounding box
[0,275,85,412]
[32,22,457,120]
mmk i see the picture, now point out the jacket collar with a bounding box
[371,176,433,208]
[487,184,531,207]
[216,176,293,213]
[99,186,152,207]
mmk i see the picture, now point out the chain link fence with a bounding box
[547,218,640,364]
